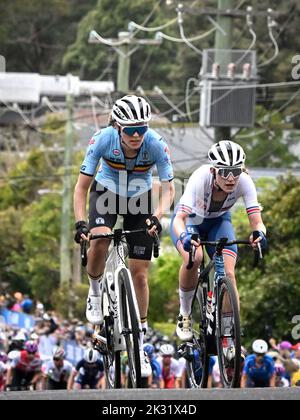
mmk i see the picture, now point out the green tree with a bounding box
[237,175,300,346]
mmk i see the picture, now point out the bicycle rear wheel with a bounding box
[216,276,241,388]
[186,286,209,388]
[119,268,141,388]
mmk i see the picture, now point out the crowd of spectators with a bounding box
[1,291,300,391]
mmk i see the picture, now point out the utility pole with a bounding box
[117,32,131,93]
[60,75,73,291]
[214,0,234,142]
[89,30,162,93]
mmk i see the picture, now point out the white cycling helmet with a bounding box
[252,339,268,355]
[208,141,246,168]
[84,348,99,364]
[160,344,175,357]
[112,95,151,126]
[52,346,65,360]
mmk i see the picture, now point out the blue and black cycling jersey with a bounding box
[80,126,174,197]
[243,355,275,385]
[75,359,104,383]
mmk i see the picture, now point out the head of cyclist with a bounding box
[24,340,38,360]
[160,344,175,366]
[112,95,151,153]
[252,339,268,363]
[52,346,65,368]
[143,343,155,360]
[83,348,99,367]
[208,141,246,194]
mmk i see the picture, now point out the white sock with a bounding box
[88,274,103,297]
[179,289,195,316]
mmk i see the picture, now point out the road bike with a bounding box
[180,236,262,389]
[81,228,159,389]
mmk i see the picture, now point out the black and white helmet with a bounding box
[160,344,175,357]
[84,348,99,364]
[208,141,246,168]
[112,95,151,125]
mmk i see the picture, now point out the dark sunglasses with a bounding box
[217,167,243,179]
[121,125,148,137]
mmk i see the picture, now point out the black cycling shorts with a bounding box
[89,181,154,261]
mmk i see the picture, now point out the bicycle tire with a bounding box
[186,285,209,389]
[119,268,142,388]
[216,276,241,389]
[101,286,121,389]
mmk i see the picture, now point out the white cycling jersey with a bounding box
[157,357,182,379]
[42,360,75,383]
[178,165,261,221]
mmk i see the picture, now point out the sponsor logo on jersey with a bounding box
[113,149,121,156]
[89,138,95,145]
[81,165,87,171]
[87,149,94,156]
[96,218,105,225]
[164,146,171,156]
[142,152,149,160]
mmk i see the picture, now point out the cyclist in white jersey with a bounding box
[171,141,267,342]
[74,95,175,377]
[41,347,75,390]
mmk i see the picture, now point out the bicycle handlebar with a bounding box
[186,236,263,271]
[80,228,160,267]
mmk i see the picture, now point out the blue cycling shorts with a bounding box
[170,212,237,259]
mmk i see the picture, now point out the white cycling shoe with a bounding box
[176,313,193,341]
[140,351,152,378]
[86,294,103,325]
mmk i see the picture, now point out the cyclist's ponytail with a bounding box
[107,112,116,127]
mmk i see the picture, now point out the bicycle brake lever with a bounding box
[81,240,88,267]
[153,232,160,259]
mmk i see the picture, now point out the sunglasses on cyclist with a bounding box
[216,167,243,179]
[121,125,149,137]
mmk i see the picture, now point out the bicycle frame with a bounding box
[101,240,142,352]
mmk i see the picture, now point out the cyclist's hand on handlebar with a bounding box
[74,220,90,243]
[250,230,267,250]
[180,232,200,253]
[146,216,162,237]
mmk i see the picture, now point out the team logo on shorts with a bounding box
[96,218,105,225]
[133,246,146,256]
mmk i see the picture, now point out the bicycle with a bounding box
[180,235,263,389]
[81,228,159,389]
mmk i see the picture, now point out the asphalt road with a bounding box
[1,388,300,400]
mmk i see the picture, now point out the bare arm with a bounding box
[153,180,175,221]
[248,213,266,235]
[67,370,77,391]
[270,373,276,388]
[248,213,267,248]
[173,211,200,248]
[240,373,247,388]
[73,173,94,223]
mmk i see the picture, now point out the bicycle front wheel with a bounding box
[216,276,241,388]
[119,268,141,388]
[186,286,209,388]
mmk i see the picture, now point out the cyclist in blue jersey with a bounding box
[74,95,175,377]
[143,343,162,388]
[241,340,276,388]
